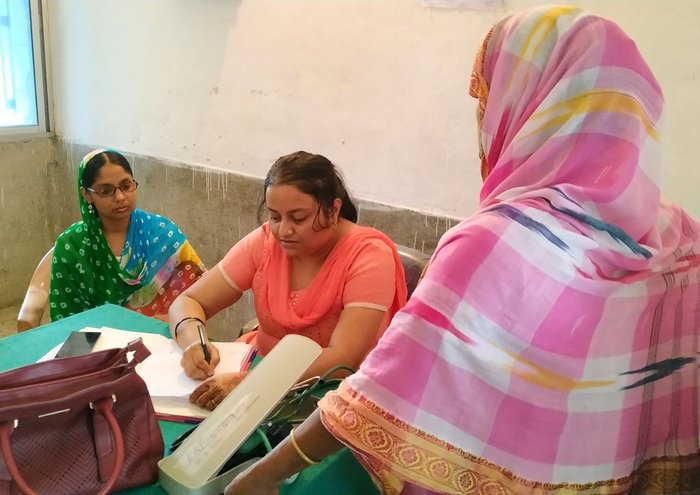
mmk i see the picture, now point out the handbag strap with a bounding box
[0,397,125,495]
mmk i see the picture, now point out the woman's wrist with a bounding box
[290,427,319,465]
[174,319,206,347]
[258,442,307,486]
[174,316,205,338]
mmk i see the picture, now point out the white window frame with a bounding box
[0,0,50,140]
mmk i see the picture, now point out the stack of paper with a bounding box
[41,327,255,422]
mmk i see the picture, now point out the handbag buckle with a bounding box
[89,394,117,409]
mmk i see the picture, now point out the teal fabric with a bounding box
[0,304,378,495]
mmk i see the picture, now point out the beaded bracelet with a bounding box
[173,316,205,339]
[289,427,319,465]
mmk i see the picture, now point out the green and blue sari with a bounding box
[49,151,205,321]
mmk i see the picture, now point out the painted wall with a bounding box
[0,139,58,306]
[1,139,447,336]
[46,0,700,219]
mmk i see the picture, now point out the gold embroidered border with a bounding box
[320,383,700,495]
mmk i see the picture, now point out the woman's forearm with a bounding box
[298,347,357,381]
[294,409,344,460]
[168,267,244,347]
[299,306,384,380]
[169,294,208,347]
[253,410,343,483]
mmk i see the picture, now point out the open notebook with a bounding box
[41,327,254,422]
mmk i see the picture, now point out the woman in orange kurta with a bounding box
[169,151,407,410]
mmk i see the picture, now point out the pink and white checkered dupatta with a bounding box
[319,6,700,495]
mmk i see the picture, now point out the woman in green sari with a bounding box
[49,149,205,321]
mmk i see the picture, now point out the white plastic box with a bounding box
[158,334,322,495]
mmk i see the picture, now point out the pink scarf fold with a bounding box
[319,6,700,495]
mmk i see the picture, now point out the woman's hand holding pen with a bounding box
[190,372,248,410]
[181,340,220,379]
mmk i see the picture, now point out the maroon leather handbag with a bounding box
[0,338,164,495]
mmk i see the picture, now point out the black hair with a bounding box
[257,151,358,226]
[82,150,133,188]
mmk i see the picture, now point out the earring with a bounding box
[88,204,94,214]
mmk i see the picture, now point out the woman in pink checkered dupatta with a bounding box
[226,6,700,495]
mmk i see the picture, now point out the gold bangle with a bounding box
[289,427,319,465]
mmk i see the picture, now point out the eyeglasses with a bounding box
[86,180,138,198]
